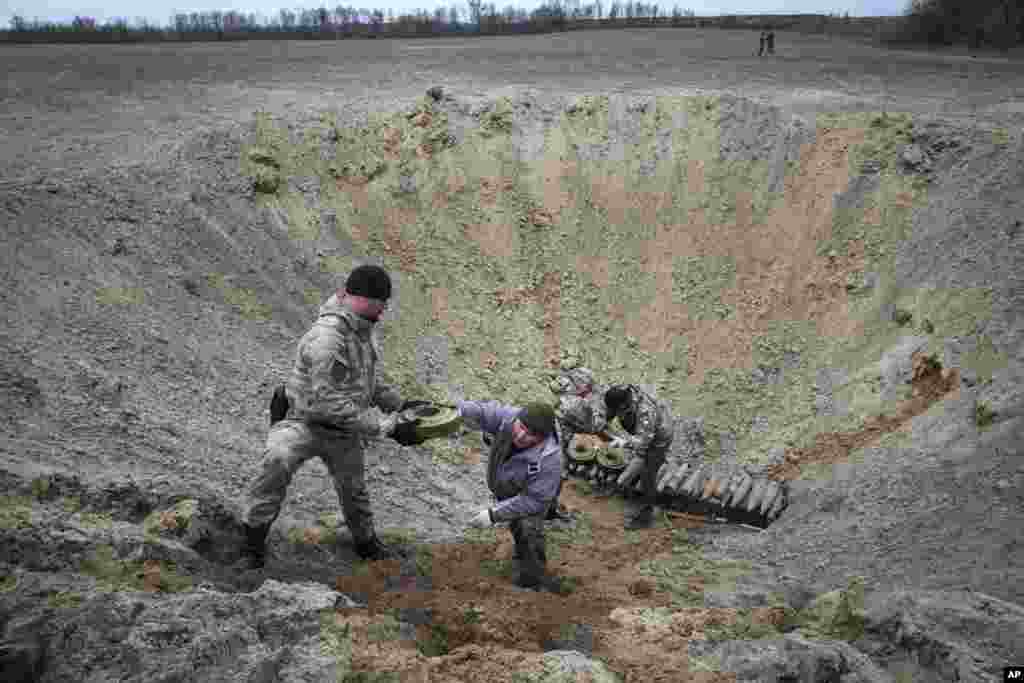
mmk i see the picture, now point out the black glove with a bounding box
[390,418,425,447]
[399,399,432,412]
[269,384,289,426]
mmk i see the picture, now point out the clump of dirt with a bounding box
[767,351,959,481]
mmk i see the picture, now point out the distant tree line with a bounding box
[900,0,1022,47]
[4,1,709,40]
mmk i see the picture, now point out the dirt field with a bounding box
[2,27,1023,184]
[1,26,1022,683]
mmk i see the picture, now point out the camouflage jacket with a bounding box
[283,293,403,435]
[554,389,608,454]
[608,384,674,454]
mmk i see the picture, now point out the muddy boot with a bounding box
[238,522,272,570]
[354,533,405,561]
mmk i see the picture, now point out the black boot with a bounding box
[239,522,272,570]
[354,534,404,561]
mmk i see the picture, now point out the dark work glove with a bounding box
[399,399,432,412]
[269,384,289,426]
[390,418,425,447]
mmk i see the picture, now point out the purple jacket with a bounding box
[457,400,562,522]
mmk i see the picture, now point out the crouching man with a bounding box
[459,400,564,592]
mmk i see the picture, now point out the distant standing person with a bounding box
[766,30,775,55]
[758,31,766,56]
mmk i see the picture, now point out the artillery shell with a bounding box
[657,463,676,492]
[618,457,646,488]
[729,474,754,508]
[766,487,788,519]
[700,475,720,501]
[745,479,768,513]
[681,466,707,497]
[759,480,781,516]
[720,473,742,505]
[666,463,691,491]
[656,462,671,484]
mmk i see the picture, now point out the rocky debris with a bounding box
[853,589,1024,683]
[1,574,343,683]
[898,143,930,172]
[878,335,930,403]
[541,622,594,656]
[709,633,896,683]
[426,86,445,102]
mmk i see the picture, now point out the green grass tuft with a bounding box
[975,402,997,429]
[47,591,84,609]
[416,624,450,657]
[0,496,33,530]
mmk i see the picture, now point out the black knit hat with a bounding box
[345,265,392,300]
[518,402,556,437]
[604,385,631,415]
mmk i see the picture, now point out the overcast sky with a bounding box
[2,0,907,29]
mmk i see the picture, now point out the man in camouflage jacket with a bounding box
[459,400,564,592]
[603,384,675,530]
[549,366,607,518]
[238,265,425,568]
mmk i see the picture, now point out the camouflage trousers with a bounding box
[241,419,377,544]
[623,438,671,525]
[495,490,552,585]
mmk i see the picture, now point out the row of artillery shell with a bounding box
[654,461,788,519]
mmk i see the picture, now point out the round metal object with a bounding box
[400,404,463,441]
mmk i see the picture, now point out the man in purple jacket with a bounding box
[458,399,565,592]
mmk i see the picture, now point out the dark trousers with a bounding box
[509,507,549,585]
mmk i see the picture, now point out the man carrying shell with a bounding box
[602,384,676,530]
[549,366,608,518]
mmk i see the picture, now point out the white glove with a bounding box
[467,509,494,528]
[608,436,628,449]
[378,413,400,437]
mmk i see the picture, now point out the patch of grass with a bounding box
[638,532,752,608]
[544,511,594,562]
[892,308,913,326]
[95,287,146,306]
[30,477,52,500]
[47,591,83,609]
[206,274,272,321]
[574,480,595,496]
[320,612,354,676]
[416,623,450,657]
[413,545,434,576]
[462,606,483,625]
[79,511,114,529]
[704,609,784,643]
[143,499,197,540]
[478,97,514,138]
[80,545,192,593]
[0,496,33,530]
[794,576,866,642]
[688,652,723,674]
[379,527,418,546]
[367,612,402,642]
[0,574,17,592]
[479,558,516,579]
[463,526,500,545]
[975,402,997,429]
[62,497,81,514]
[671,255,736,321]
